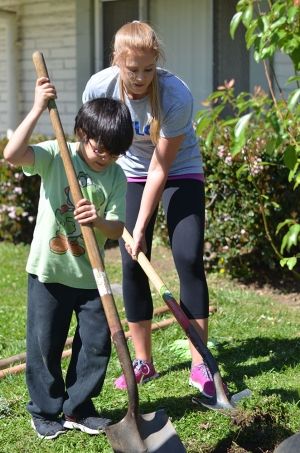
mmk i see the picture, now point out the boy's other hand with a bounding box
[74,198,98,226]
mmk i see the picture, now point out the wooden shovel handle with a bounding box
[122,227,165,294]
[122,227,190,329]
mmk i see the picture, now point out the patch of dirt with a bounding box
[230,265,300,309]
[105,245,300,309]
[239,282,300,309]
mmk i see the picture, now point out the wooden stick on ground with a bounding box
[0,316,176,379]
[0,305,171,370]
[0,303,217,371]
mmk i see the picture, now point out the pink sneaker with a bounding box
[114,359,159,390]
[189,363,216,398]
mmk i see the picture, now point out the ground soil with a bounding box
[105,244,300,309]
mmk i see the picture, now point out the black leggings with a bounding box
[119,179,209,322]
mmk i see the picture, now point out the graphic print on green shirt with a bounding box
[50,171,106,257]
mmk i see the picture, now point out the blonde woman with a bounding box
[83,21,214,398]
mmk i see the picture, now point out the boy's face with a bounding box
[79,139,118,172]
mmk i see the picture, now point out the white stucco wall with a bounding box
[150,0,213,114]
[0,0,77,137]
[0,4,19,135]
[0,18,8,133]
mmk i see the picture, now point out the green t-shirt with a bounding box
[23,140,127,289]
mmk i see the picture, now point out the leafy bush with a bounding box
[198,86,300,277]
[155,1,300,281]
[0,136,50,244]
[193,0,300,279]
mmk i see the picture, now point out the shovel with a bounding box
[274,432,300,453]
[32,51,185,453]
[122,228,251,411]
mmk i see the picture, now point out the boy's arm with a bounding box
[74,198,124,240]
[94,217,124,240]
[3,77,56,167]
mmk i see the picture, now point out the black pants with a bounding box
[119,179,209,322]
[26,274,111,420]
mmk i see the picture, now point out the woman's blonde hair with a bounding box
[111,21,165,144]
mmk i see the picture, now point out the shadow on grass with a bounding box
[227,253,300,294]
[102,393,201,424]
[157,336,300,402]
[151,337,299,452]
[214,336,300,399]
[262,387,300,401]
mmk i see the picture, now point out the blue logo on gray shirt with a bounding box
[133,121,150,136]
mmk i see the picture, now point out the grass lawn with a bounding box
[0,242,300,452]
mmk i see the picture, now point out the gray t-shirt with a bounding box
[82,66,204,178]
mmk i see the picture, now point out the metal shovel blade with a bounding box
[139,409,186,453]
[105,409,186,453]
[105,411,148,453]
[192,388,252,411]
[274,432,300,453]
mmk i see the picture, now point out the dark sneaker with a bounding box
[63,414,111,435]
[31,416,66,440]
[114,358,159,390]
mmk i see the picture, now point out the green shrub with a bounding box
[194,79,300,279]
[201,114,299,277]
[154,115,300,280]
[191,0,300,279]
[0,136,50,244]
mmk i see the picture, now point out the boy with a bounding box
[3,77,133,439]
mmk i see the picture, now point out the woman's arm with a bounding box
[3,77,56,167]
[131,134,184,255]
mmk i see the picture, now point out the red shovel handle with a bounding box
[122,227,232,407]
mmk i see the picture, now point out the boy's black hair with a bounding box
[74,98,133,156]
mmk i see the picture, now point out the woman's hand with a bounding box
[125,228,147,260]
[74,198,98,225]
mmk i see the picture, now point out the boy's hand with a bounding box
[74,198,98,225]
[74,198,124,239]
[33,77,57,113]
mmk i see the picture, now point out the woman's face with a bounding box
[118,49,156,100]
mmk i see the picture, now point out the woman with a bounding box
[82,21,215,398]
